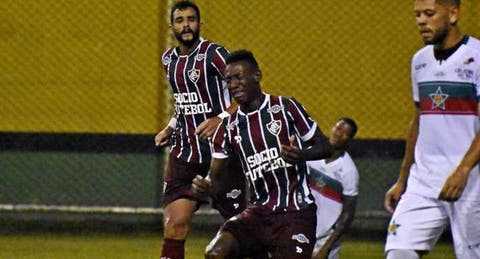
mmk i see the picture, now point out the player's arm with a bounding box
[281,128,333,164]
[196,102,238,140]
[439,103,480,201]
[192,157,227,195]
[196,45,232,140]
[384,104,419,213]
[155,114,177,147]
[312,195,357,259]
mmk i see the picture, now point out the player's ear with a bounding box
[449,6,459,25]
[254,71,262,82]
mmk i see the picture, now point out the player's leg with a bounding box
[161,198,197,259]
[205,230,241,258]
[206,206,267,258]
[270,205,317,259]
[161,154,210,259]
[385,193,448,258]
[447,199,480,258]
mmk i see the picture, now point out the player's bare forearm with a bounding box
[439,117,480,201]
[397,106,420,185]
[196,103,238,140]
[319,196,357,256]
[193,157,228,195]
[281,130,332,164]
[155,126,173,147]
[196,117,222,140]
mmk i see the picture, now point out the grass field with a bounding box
[0,232,455,259]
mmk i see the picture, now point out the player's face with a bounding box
[329,120,353,149]
[224,62,259,105]
[170,7,200,47]
[414,0,454,45]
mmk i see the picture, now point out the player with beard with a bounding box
[155,2,247,258]
[384,0,480,258]
[193,50,334,258]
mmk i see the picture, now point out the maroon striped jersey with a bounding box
[211,94,317,212]
[162,38,231,164]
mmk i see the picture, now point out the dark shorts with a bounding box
[162,153,247,220]
[210,155,247,219]
[162,153,210,206]
[222,204,317,258]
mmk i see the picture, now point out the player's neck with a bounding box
[177,39,201,56]
[435,29,463,51]
[325,150,345,163]
[240,92,265,113]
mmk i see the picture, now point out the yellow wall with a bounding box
[1,1,479,138]
[0,0,163,134]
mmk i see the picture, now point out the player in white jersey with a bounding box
[309,118,359,259]
[384,1,480,258]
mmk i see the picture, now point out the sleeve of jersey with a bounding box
[210,45,229,77]
[286,98,317,142]
[211,123,230,159]
[411,55,420,103]
[340,157,360,196]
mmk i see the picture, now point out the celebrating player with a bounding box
[193,50,333,258]
[155,1,247,258]
[309,118,359,259]
[384,0,480,258]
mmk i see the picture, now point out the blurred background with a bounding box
[1,0,479,238]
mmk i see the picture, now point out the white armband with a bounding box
[217,111,230,120]
[167,117,177,129]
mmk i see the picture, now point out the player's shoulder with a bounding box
[338,152,359,177]
[412,44,433,63]
[161,47,176,66]
[465,35,480,51]
[201,39,228,53]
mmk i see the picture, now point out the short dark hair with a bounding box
[339,117,358,138]
[437,0,460,7]
[170,1,200,24]
[225,50,260,71]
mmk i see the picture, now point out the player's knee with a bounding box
[163,216,191,239]
[205,231,238,259]
[386,249,420,259]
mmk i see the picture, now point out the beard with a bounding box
[423,24,449,45]
[174,29,200,48]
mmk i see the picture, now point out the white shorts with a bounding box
[385,192,480,258]
[313,229,341,259]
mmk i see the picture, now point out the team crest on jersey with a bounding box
[188,68,201,83]
[266,120,282,136]
[291,234,310,244]
[162,56,171,66]
[196,54,205,61]
[429,87,448,110]
[267,104,284,114]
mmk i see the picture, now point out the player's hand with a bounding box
[192,175,213,194]
[438,168,469,202]
[196,117,222,140]
[281,135,302,164]
[384,181,405,214]
[155,127,173,147]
